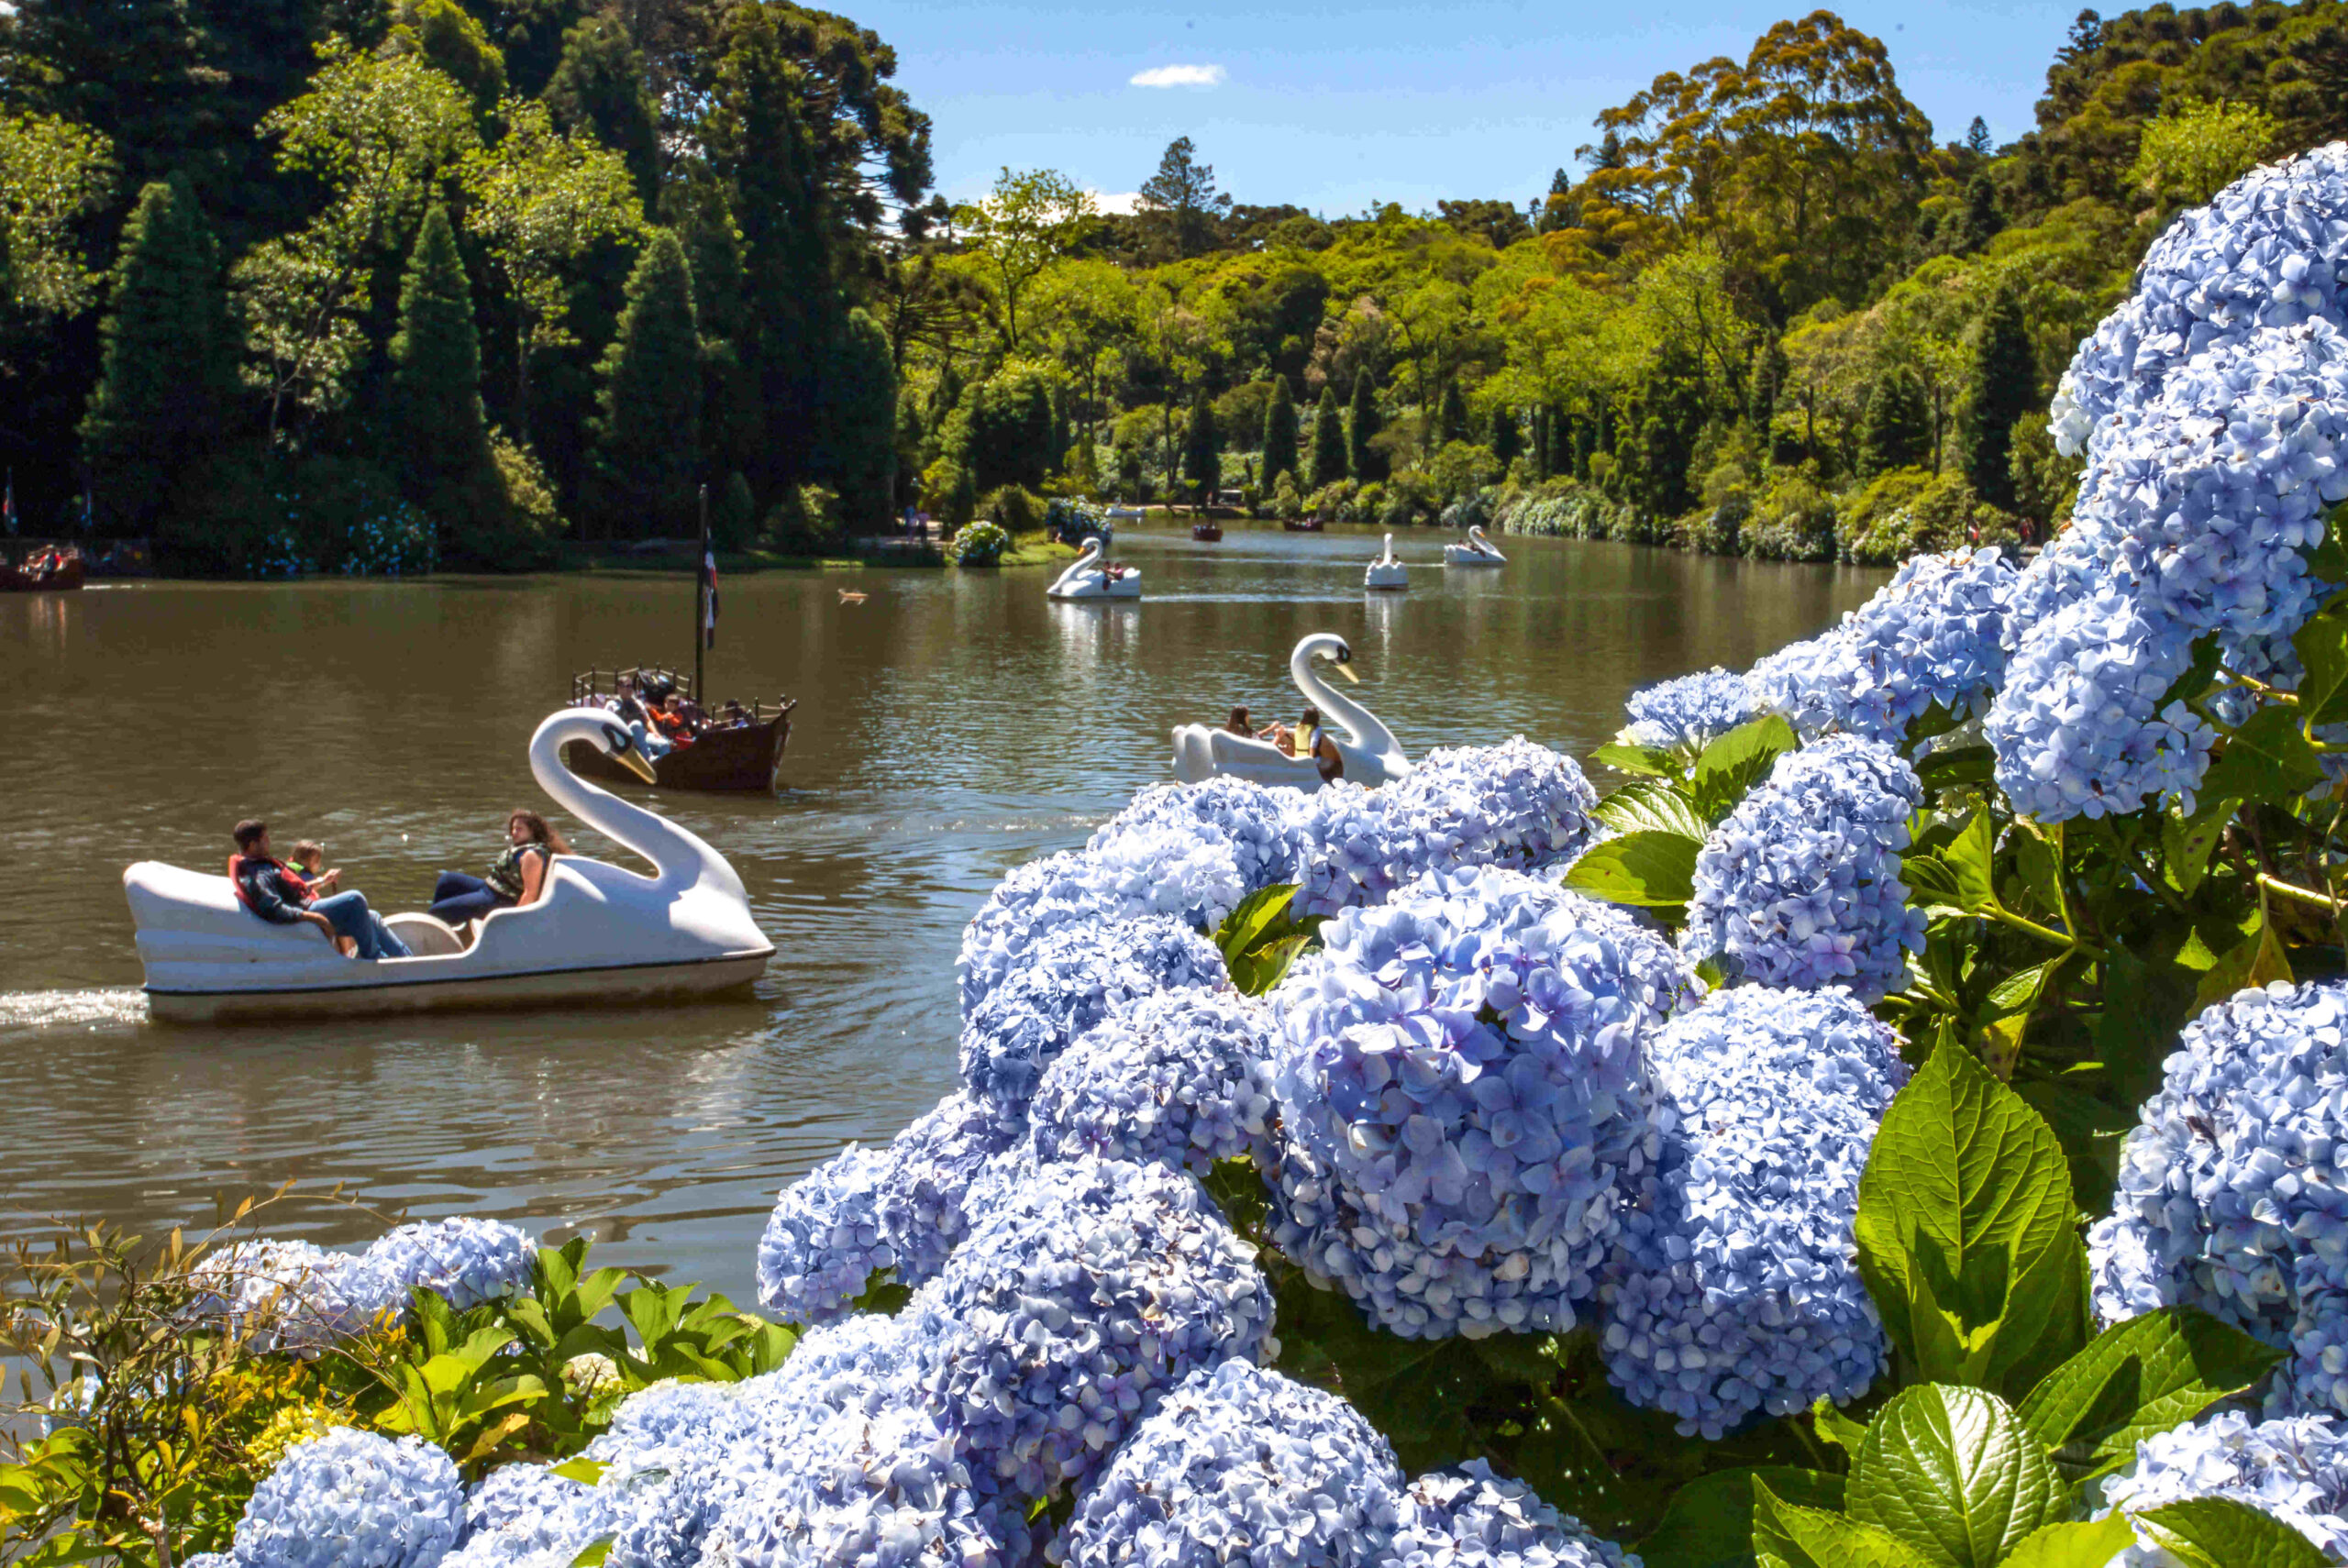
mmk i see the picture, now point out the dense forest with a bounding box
[9,0,2348,571]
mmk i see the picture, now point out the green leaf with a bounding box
[2160,798,2239,898]
[1982,961,2054,1021]
[2015,1308,2282,1482]
[2134,1496,2331,1568]
[1916,745,1997,793]
[1942,810,2003,915]
[2157,632,2227,715]
[1903,853,1969,914]
[550,1456,608,1485]
[2306,515,2348,593]
[1751,1479,1932,1568]
[1853,1043,2087,1395]
[2198,704,2326,805]
[1592,741,1677,778]
[1998,1517,2138,1568]
[2010,824,2066,922]
[1811,1396,1871,1456]
[1844,1385,2065,1568]
[1214,884,1300,965]
[1689,714,1799,822]
[2013,1078,2130,1216]
[1561,831,1700,909]
[2193,911,2295,1012]
[2294,602,2348,727]
[568,1538,615,1568]
[1593,780,1708,840]
[1636,1467,1845,1568]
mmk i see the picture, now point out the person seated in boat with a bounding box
[427,810,570,927]
[1282,706,1345,782]
[1224,705,1254,737]
[652,692,697,748]
[604,677,672,760]
[286,839,340,897]
[230,819,409,960]
[719,699,749,728]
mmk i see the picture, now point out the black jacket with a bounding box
[233,856,309,925]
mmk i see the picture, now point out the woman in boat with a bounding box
[427,810,572,927]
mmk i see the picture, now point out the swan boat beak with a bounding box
[600,722,661,784]
[1332,662,1359,684]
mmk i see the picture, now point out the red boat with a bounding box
[1191,521,1224,542]
[1,545,83,591]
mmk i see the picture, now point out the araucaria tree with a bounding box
[589,228,703,539]
[80,176,239,539]
[389,203,495,546]
[1959,284,2034,512]
[1259,374,1299,491]
[1307,386,1346,490]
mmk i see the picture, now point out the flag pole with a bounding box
[695,483,709,700]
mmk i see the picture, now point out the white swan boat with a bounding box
[1365,533,1408,591]
[1169,633,1412,790]
[1047,535,1142,601]
[122,710,774,1022]
[1444,525,1506,566]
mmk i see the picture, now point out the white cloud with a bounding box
[1129,63,1226,89]
[1090,191,1144,215]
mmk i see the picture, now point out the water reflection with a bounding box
[0,528,1884,1299]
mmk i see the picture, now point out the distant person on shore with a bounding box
[229,819,408,960]
[427,811,570,926]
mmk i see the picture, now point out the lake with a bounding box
[0,525,1885,1302]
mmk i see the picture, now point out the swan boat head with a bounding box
[1169,632,1409,790]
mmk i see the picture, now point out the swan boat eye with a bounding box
[602,723,635,753]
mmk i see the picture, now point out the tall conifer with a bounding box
[590,228,703,538]
[389,203,493,537]
[1260,374,1300,489]
[1858,367,1932,478]
[1306,386,1346,489]
[1348,375,1386,481]
[1181,389,1220,506]
[1436,379,1468,447]
[1961,284,2036,511]
[81,175,238,538]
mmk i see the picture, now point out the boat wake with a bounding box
[0,988,150,1029]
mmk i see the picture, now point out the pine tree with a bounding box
[1306,386,1346,489]
[1437,379,1469,447]
[1858,366,1932,478]
[713,469,756,550]
[1181,389,1220,507]
[389,203,495,541]
[546,16,660,205]
[80,175,239,539]
[1347,375,1386,481]
[1951,174,2002,254]
[1746,339,1781,432]
[1260,374,1300,490]
[1961,284,2037,511]
[589,228,703,539]
[1490,403,1521,466]
[1966,116,1994,157]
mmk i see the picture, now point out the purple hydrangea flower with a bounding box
[1388,1460,1640,1568]
[2095,1410,2348,1563]
[1623,668,1758,753]
[364,1218,536,1313]
[231,1428,463,1568]
[1029,988,1278,1174]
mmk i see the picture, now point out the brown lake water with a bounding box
[0,525,1885,1302]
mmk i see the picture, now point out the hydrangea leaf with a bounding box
[2011,1078,2129,1215]
[1844,1384,2064,1567]
[1811,1397,1871,1456]
[2133,1496,2331,1568]
[1853,1042,2087,1395]
[1592,779,1708,840]
[1562,829,1699,908]
[2191,911,2294,1013]
[568,1539,615,1568]
[1689,714,1800,823]
[1915,745,1997,794]
[1636,1467,1844,1568]
[1751,1478,1932,1568]
[1592,741,1678,778]
[2013,1307,2282,1483]
[2159,796,2240,897]
[1213,883,1301,964]
[2292,601,2348,727]
[2197,704,2325,805]
[1940,810,2003,915]
[1996,1517,2136,1568]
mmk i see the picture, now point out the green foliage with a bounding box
[1860,367,1932,478]
[0,111,115,318]
[980,484,1043,535]
[1306,385,1347,489]
[1211,885,1325,995]
[1347,373,1386,482]
[1961,286,2035,513]
[588,228,703,539]
[1260,373,1300,490]
[964,365,1054,494]
[544,16,660,205]
[391,204,498,548]
[1181,387,1221,501]
[1436,378,1469,446]
[2132,98,2279,212]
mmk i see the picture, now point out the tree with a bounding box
[386,0,507,116]
[1950,174,2001,254]
[1747,337,1784,436]
[2132,98,2279,209]
[1307,386,1346,490]
[460,96,647,445]
[1260,374,1300,491]
[809,307,898,529]
[1965,116,1993,156]
[1180,388,1220,507]
[80,176,239,538]
[0,112,116,317]
[1436,380,1469,447]
[389,203,494,542]
[232,42,478,439]
[676,189,759,479]
[1348,374,1386,482]
[1,0,206,202]
[953,167,1095,354]
[963,365,1053,493]
[1489,403,1521,466]
[589,228,703,538]
[1859,365,1931,478]
[1136,137,1231,260]
[1960,284,2035,512]
[545,15,661,205]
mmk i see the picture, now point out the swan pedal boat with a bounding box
[1444,525,1506,566]
[1047,535,1141,601]
[1169,633,1411,790]
[122,710,774,1022]
[1365,533,1408,591]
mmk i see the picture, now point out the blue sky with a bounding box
[852,1,2089,215]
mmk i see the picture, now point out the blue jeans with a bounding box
[428,872,511,925]
[310,890,410,960]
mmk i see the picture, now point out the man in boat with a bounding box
[230,819,410,960]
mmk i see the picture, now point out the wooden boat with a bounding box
[564,667,794,792]
[2,546,84,591]
[1191,521,1224,542]
[1282,518,1324,533]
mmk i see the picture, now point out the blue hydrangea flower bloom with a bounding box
[2089,980,2348,1418]
[921,1155,1276,1502]
[1268,867,1696,1341]
[755,1144,898,1326]
[444,1463,615,1568]
[1029,989,1278,1175]
[194,1239,400,1352]
[1389,1460,1639,1568]
[364,1218,536,1313]
[2094,1410,2348,1563]
[1599,988,1907,1439]
[959,916,1229,1134]
[1054,1361,1405,1568]
[1841,548,2018,736]
[231,1428,464,1568]
[1290,781,1423,916]
[1746,631,1862,740]
[1385,739,1602,875]
[1623,668,1759,753]
[1679,734,1927,1003]
[1090,778,1311,894]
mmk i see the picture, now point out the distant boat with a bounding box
[1282,518,1324,533]
[1191,521,1224,542]
[564,667,793,792]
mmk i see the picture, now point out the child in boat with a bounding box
[285,840,341,896]
[230,819,408,960]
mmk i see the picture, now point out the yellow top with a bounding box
[1292,724,1316,757]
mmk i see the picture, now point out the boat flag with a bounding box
[702,546,719,649]
[3,470,14,536]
